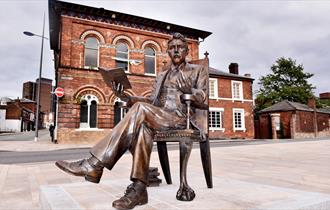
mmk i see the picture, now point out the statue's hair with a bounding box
[168,32,188,50]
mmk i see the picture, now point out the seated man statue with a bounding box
[55,32,208,210]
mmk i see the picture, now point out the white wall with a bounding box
[0,110,6,131]
[3,119,21,132]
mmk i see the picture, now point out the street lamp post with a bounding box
[23,13,47,142]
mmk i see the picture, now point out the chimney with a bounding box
[229,63,239,75]
[244,73,251,78]
[307,98,316,109]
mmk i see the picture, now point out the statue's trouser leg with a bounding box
[130,123,153,184]
[90,102,185,184]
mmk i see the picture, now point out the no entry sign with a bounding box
[54,87,64,97]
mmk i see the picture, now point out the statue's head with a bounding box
[167,33,189,66]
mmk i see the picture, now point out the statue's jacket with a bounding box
[127,62,209,140]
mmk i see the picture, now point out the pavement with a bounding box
[1,132,330,209]
[0,130,92,152]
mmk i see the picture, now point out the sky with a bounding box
[0,0,330,99]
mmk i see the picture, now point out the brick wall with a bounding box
[259,110,330,139]
[59,16,199,71]
[22,82,35,100]
[280,111,292,138]
[297,111,314,133]
[37,79,52,114]
[209,77,254,139]
[5,102,21,119]
[57,128,111,144]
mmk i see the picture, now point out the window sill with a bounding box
[232,98,244,101]
[75,128,104,131]
[84,66,99,70]
[210,128,225,132]
[144,73,156,77]
[234,128,246,132]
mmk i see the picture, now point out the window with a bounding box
[114,98,128,126]
[144,47,156,75]
[233,108,245,131]
[209,79,218,99]
[209,108,224,130]
[84,37,99,68]
[232,81,243,100]
[79,94,98,129]
[116,42,129,72]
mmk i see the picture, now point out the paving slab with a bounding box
[40,177,330,210]
[1,139,330,210]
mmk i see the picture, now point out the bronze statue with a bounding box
[55,32,208,210]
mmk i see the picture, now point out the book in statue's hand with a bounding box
[98,67,132,90]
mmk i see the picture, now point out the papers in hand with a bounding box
[98,67,132,90]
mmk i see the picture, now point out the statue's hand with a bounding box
[111,81,130,102]
[177,71,192,94]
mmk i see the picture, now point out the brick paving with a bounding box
[0,137,330,209]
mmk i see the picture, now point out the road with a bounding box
[0,140,246,164]
[0,148,91,164]
[1,130,328,164]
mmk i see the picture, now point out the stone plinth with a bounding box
[40,177,330,210]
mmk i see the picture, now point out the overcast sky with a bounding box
[1,0,330,99]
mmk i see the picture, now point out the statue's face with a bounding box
[167,39,188,66]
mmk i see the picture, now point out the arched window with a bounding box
[144,47,156,75]
[116,42,129,72]
[79,94,98,128]
[84,37,99,68]
[113,98,128,126]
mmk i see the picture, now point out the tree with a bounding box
[255,57,315,111]
[317,98,330,108]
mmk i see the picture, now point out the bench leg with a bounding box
[176,139,195,201]
[157,142,172,184]
[200,140,213,188]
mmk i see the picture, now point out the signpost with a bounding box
[54,87,64,143]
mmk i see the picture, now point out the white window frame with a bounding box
[231,80,243,100]
[79,94,99,129]
[114,97,128,122]
[116,42,130,73]
[232,108,246,131]
[209,78,218,99]
[121,107,128,119]
[84,37,99,70]
[144,47,157,76]
[209,107,224,131]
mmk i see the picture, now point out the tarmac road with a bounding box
[1,129,329,164]
[0,148,91,164]
[1,137,329,164]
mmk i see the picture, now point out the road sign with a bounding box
[54,87,64,97]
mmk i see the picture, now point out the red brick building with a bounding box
[0,98,42,132]
[22,78,54,127]
[208,65,254,139]
[48,0,254,143]
[256,100,330,139]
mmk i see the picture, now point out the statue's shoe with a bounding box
[112,182,148,209]
[55,159,103,183]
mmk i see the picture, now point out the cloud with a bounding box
[0,0,329,99]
